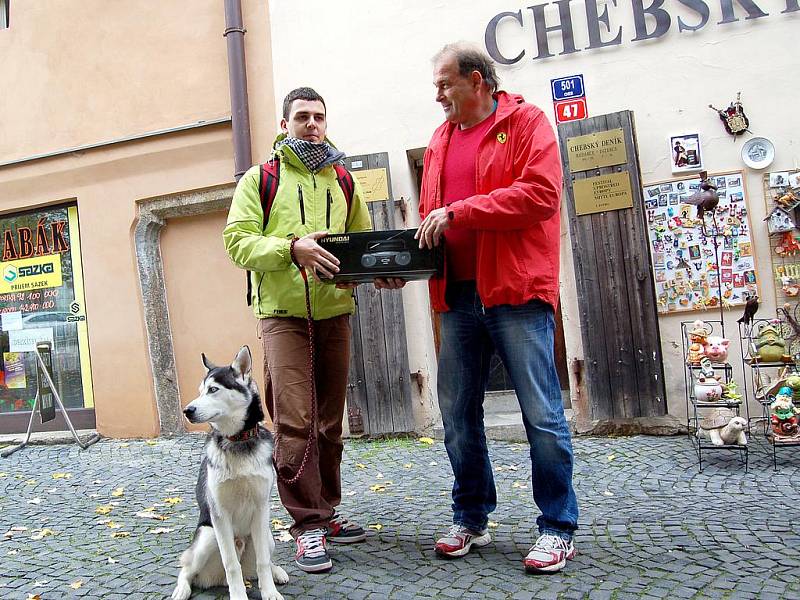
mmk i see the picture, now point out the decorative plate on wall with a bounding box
[741,137,775,170]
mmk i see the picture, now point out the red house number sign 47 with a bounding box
[554,97,587,124]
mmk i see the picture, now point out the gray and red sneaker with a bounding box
[326,513,366,543]
[524,533,576,573]
[434,524,491,558]
[295,528,332,573]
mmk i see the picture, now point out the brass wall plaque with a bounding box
[573,171,634,216]
[566,128,627,172]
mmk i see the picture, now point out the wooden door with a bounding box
[342,153,414,435]
[558,111,666,420]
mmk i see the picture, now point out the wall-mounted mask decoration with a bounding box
[709,92,750,138]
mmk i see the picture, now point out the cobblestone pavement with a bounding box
[1,433,799,599]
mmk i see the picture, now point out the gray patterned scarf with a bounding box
[277,136,345,173]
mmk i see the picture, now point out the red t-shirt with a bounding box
[441,112,495,281]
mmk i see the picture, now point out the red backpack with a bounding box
[246,157,356,305]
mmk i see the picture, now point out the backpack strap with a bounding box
[247,158,281,306]
[333,164,354,214]
[260,157,281,220]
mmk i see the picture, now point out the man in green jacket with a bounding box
[223,87,371,573]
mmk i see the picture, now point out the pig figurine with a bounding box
[703,336,730,363]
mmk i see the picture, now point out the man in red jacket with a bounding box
[417,43,579,574]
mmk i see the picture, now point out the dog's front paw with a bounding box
[271,563,289,584]
[171,581,191,600]
[261,590,284,600]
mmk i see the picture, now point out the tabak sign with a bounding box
[485,1,799,63]
[1,218,69,293]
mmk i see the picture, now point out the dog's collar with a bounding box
[227,426,260,443]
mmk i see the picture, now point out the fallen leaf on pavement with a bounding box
[403,496,414,501]
[403,463,413,469]
[105,521,123,529]
[368,524,382,531]
[27,498,42,505]
[111,531,131,538]
[135,511,167,521]
[488,521,499,528]
[149,527,174,534]
[95,505,113,515]
[344,491,355,496]
[369,484,386,492]
[428,461,438,466]
[25,479,37,485]
[271,518,289,531]
[30,528,55,540]
[26,594,41,600]
[0,472,7,478]
[355,463,366,469]
[418,437,435,445]
[376,472,384,479]
[52,473,71,479]
[69,580,83,589]
[512,481,528,489]
[276,531,292,543]
[33,580,49,586]
[111,487,124,497]
[107,557,118,564]
[7,550,19,555]
[163,497,183,505]
[603,490,614,497]
[119,443,129,448]
[145,440,158,446]
[607,454,616,462]
[496,464,519,472]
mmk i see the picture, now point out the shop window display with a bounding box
[0,204,93,418]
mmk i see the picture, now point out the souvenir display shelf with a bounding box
[739,316,800,470]
[681,320,748,471]
[643,171,759,315]
[761,169,800,307]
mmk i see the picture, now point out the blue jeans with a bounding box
[438,281,579,539]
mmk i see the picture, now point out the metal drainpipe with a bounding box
[223,0,253,182]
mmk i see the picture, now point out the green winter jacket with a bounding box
[223,137,372,320]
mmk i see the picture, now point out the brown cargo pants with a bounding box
[260,315,351,538]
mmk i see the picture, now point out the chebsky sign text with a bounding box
[485,0,798,63]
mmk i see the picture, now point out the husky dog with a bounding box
[171,346,288,600]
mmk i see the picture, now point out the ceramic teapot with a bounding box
[694,376,723,402]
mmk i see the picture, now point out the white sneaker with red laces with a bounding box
[524,533,576,573]
[295,528,332,573]
[434,524,491,558]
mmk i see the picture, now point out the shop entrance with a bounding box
[558,110,666,421]
[0,203,95,434]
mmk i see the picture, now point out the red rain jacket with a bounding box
[419,91,563,312]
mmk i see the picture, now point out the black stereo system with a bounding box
[317,228,444,283]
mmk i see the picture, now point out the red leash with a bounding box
[273,237,318,486]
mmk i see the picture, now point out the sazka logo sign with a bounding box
[3,265,17,283]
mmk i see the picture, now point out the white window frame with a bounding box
[0,1,8,30]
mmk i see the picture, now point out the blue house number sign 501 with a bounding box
[551,75,584,101]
